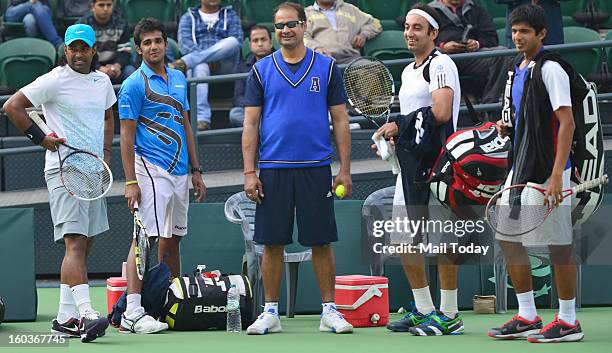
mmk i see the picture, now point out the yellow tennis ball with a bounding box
[335,185,345,198]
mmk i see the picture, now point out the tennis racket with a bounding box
[133,202,150,281]
[29,111,113,201]
[486,174,608,236]
[343,57,399,174]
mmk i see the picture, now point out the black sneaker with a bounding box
[51,318,80,338]
[488,315,543,339]
[527,315,584,343]
[79,312,109,343]
[386,308,431,332]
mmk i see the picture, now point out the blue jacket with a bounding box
[177,6,243,55]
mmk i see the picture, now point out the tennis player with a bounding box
[118,18,206,334]
[375,4,464,336]
[242,2,353,335]
[488,4,583,343]
[3,24,114,342]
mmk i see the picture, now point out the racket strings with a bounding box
[487,186,550,236]
[61,152,111,199]
[344,59,393,117]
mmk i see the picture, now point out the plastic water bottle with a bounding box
[226,284,241,332]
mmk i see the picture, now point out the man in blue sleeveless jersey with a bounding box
[242,2,353,335]
[118,18,206,334]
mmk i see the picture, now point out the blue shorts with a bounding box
[254,166,338,246]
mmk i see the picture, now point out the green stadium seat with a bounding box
[496,28,507,48]
[240,0,301,31]
[606,30,612,69]
[0,38,56,89]
[120,0,176,28]
[358,0,411,31]
[595,0,612,29]
[560,26,601,77]
[561,0,586,27]
[475,0,506,30]
[363,30,412,85]
[55,0,80,27]
[0,0,26,39]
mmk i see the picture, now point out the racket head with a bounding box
[133,209,150,281]
[485,184,552,236]
[343,57,395,126]
[59,150,113,201]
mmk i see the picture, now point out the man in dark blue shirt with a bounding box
[241,2,353,335]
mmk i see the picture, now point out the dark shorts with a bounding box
[254,166,338,246]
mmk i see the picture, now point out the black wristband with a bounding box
[25,124,47,145]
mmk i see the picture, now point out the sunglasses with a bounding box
[274,20,304,30]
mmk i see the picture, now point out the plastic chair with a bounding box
[560,26,601,77]
[595,0,612,29]
[0,0,25,40]
[240,0,300,31]
[0,38,56,88]
[358,0,410,30]
[475,0,507,30]
[493,237,582,314]
[560,0,586,27]
[224,191,312,318]
[119,0,176,27]
[496,28,507,48]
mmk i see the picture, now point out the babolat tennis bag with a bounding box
[429,122,511,219]
[163,273,254,331]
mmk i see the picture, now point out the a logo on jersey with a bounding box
[310,77,321,92]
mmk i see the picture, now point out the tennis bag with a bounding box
[428,122,511,219]
[163,273,254,331]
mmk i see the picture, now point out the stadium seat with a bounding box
[120,0,176,28]
[224,192,312,319]
[181,0,235,14]
[363,30,413,86]
[560,26,601,77]
[606,30,612,69]
[496,27,507,48]
[240,0,301,32]
[474,0,506,30]
[55,0,80,28]
[561,0,586,27]
[358,0,411,30]
[595,0,612,29]
[0,0,25,40]
[0,38,56,89]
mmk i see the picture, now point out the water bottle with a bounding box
[226,284,241,332]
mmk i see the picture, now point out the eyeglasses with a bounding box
[273,20,304,30]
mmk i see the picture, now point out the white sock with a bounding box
[126,293,145,318]
[264,302,279,316]
[412,286,435,315]
[440,289,458,318]
[322,302,337,315]
[558,298,576,325]
[57,284,79,323]
[516,290,537,321]
[70,284,94,317]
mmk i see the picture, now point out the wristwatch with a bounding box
[191,166,203,174]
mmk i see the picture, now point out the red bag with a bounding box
[428,122,511,219]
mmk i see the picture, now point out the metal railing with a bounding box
[1,40,611,158]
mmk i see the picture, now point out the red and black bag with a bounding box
[428,122,511,219]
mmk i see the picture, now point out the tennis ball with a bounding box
[335,185,345,198]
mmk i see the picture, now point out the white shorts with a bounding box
[135,156,189,238]
[495,169,573,246]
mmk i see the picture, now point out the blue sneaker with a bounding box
[408,311,464,336]
[386,308,431,332]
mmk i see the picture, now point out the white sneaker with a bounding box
[246,312,282,335]
[120,312,168,334]
[320,310,353,334]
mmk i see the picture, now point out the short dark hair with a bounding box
[409,3,442,34]
[272,2,306,23]
[249,25,271,40]
[508,4,547,35]
[58,44,99,72]
[134,18,168,47]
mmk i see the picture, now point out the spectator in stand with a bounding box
[61,0,90,19]
[77,0,134,83]
[229,25,274,127]
[429,0,508,103]
[304,0,382,64]
[499,0,564,47]
[4,0,63,48]
[174,0,243,130]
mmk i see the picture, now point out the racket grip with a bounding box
[372,132,392,160]
[28,111,54,136]
[574,174,609,193]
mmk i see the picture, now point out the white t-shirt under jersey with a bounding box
[21,65,116,172]
[398,51,461,131]
[541,61,572,111]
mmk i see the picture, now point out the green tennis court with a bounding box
[0,287,610,353]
